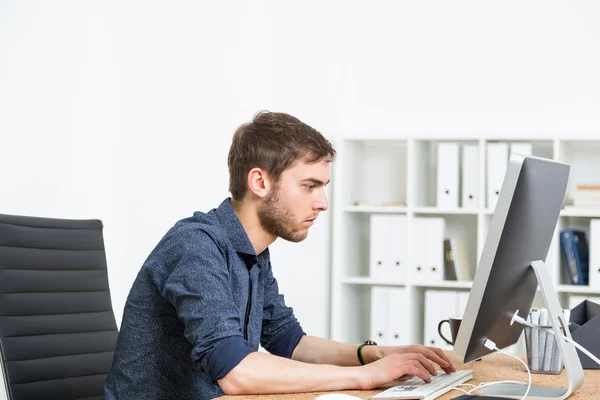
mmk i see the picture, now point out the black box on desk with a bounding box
[569,300,600,369]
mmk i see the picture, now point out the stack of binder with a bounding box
[487,142,532,210]
[436,141,532,210]
[411,217,444,284]
[436,143,478,209]
[370,287,408,346]
[369,215,407,282]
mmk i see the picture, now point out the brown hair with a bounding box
[228,111,336,201]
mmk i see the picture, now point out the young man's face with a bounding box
[258,159,330,242]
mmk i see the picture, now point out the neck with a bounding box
[231,197,276,255]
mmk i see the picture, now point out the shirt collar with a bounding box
[214,198,270,267]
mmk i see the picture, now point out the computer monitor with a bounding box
[453,154,584,399]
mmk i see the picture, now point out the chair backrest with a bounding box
[0,213,118,400]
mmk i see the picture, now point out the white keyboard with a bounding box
[370,369,474,400]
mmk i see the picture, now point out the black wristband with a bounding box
[357,340,377,365]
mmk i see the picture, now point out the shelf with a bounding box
[412,281,473,290]
[346,206,483,215]
[487,206,600,218]
[330,137,600,346]
[342,281,600,292]
[343,205,407,214]
[557,285,600,294]
[559,207,600,218]
[341,276,405,286]
[411,207,480,215]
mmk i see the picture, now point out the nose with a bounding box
[314,187,328,212]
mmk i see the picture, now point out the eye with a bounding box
[304,184,315,190]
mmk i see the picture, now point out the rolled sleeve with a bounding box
[260,262,306,357]
[205,336,253,380]
[158,229,250,377]
[265,322,305,359]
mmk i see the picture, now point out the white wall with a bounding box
[2,1,600,396]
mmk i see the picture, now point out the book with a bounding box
[443,239,459,281]
[443,238,472,281]
[559,229,589,285]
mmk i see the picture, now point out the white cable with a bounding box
[476,339,532,400]
[430,368,531,398]
[425,378,481,398]
[511,312,600,366]
[437,311,599,400]
[426,383,470,399]
[433,370,531,398]
[561,335,600,366]
[456,383,479,388]
[427,332,545,400]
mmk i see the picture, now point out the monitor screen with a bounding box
[454,154,570,363]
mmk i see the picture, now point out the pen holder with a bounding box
[524,325,563,374]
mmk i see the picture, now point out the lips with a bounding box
[305,216,317,225]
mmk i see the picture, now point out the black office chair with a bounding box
[0,213,118,400]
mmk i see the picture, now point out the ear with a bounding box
[247,168,272,199]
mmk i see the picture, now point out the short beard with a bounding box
[258,187,308,243]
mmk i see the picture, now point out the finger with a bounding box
[399,364,432,384]
[412,353,438,376]
[403,359,434,380]
[402,345,449,368]
[426,346,455,366]
[390,352,437,376]
[421,347,455,370]
[442,365,456,374]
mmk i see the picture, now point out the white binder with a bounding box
[387,288,409,346]
[424,290,457,350]
[369,215,390,280]
[487,142,509,210]
[425,217,446,283]
[589,219,600,289]
[370,287,389,345]
[411,218,428,283]
[370,215,406,282]
[510,142,533,157]
[388,215,407,283]
[437,143,460,208]
[461,144,479,209]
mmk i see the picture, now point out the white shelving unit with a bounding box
[329,137,600,349]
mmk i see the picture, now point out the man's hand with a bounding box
[360,344,456,382]
[356,345,457,390]
[376,344,456,374]
[356,352,438,390]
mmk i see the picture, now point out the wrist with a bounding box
[348,365,368,390]
[363,344,384,363]
[357,342,383,365]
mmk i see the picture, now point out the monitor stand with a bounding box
[478,260,585,400]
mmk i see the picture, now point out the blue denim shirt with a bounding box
[104,198,305,400]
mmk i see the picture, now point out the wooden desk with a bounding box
[217,353,600,400]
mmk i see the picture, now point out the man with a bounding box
[104,111,456,399]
